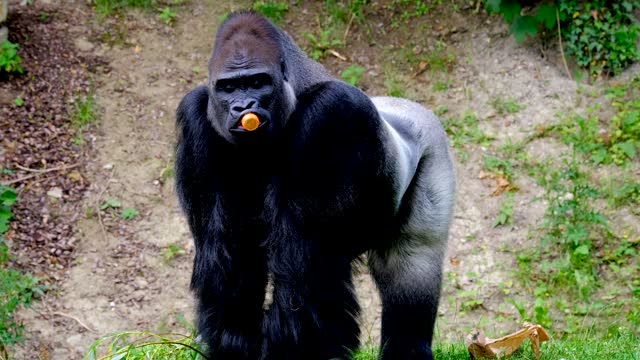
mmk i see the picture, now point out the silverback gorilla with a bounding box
[176,10,455,360]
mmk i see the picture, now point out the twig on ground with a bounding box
[343,12,355,45]
[556,8,573,81]
[328,49,347,61]
[1,163,80,186]
[52,311,95,332]
[95,169,115,242]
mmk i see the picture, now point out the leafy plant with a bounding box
[13,96,24,107]
[561,0,640,77]
[0,187,17,234]
[120,208,139,220]
[71,89,98,129]
[160,244,185,264]
[252,1,288,24]
[556,76,640,165]
[537,153,612,297]
[158,7,177,24]
[100,198,122,210]
[0,40,24,74]
[486,0,640,76]
[605,178,640,209]
[494,191,515,228]
[304,29,343,60]
[0,186,43,346]
[483,155,515,181]
[340,65,365,86]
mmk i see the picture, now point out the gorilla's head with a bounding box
[207,11,296,144]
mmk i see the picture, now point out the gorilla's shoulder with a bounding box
[297,81,378,121]
[177,85,209,125]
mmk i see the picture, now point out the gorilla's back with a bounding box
[371,96,455,243]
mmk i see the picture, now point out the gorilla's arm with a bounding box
[176,85,267,358]
[261,81,397,360]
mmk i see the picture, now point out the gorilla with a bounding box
[175,10,455,360]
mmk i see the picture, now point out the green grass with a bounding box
[84,330,205,360]
[441,111,493,149]
[384,72,406,98]
[552,76,640,166]
[84,329,640,359]
[92,0,155,17]
[252,1,289,24]
[433,330,640,359]
[509,74,640,335]
[71,88,99,130]
[491,96,524,115]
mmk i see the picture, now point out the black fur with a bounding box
[176,10,454,360]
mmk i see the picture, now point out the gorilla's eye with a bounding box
[249,74,272,90]
[250,78,263,89]
[216,81,235,93]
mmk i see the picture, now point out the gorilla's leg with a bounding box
[369,245,445,360]
[193,244,267,359]
[261,242,360,360]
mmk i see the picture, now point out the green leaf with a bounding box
[500,0,521,23]
[616,141,636,159]
[0,188,17,207]
[574,245,590,256]
[99,198,121,210]
[120,208,139,220]
[536,4,556,30]
[591,148,608,164]
[510,15,537,43]
[13,96,24,107]
[485,0,501,13]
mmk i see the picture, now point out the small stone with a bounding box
[0,27,7,44]
[1,0,7,23]
[103,163,114,170]
[47,187,63,199]
[68,171,83,182]
[74,38,94,52]
[66,334,83,347]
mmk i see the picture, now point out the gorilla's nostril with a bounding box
[233,100,256,113]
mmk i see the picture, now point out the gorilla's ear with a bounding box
[280,58,288,82]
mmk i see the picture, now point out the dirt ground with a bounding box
[6,0,638,359]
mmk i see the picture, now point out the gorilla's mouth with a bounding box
[229,111,269,133]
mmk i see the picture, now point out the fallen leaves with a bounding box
[478,170,516,196]
[466,323,551,359]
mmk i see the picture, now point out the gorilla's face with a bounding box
[207,28,295,144]
[213,67,276,134]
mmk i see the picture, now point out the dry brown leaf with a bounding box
[491,175,512,196]
[412,61,429,78]
[67,171,84,182]
[466,323,550,359]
